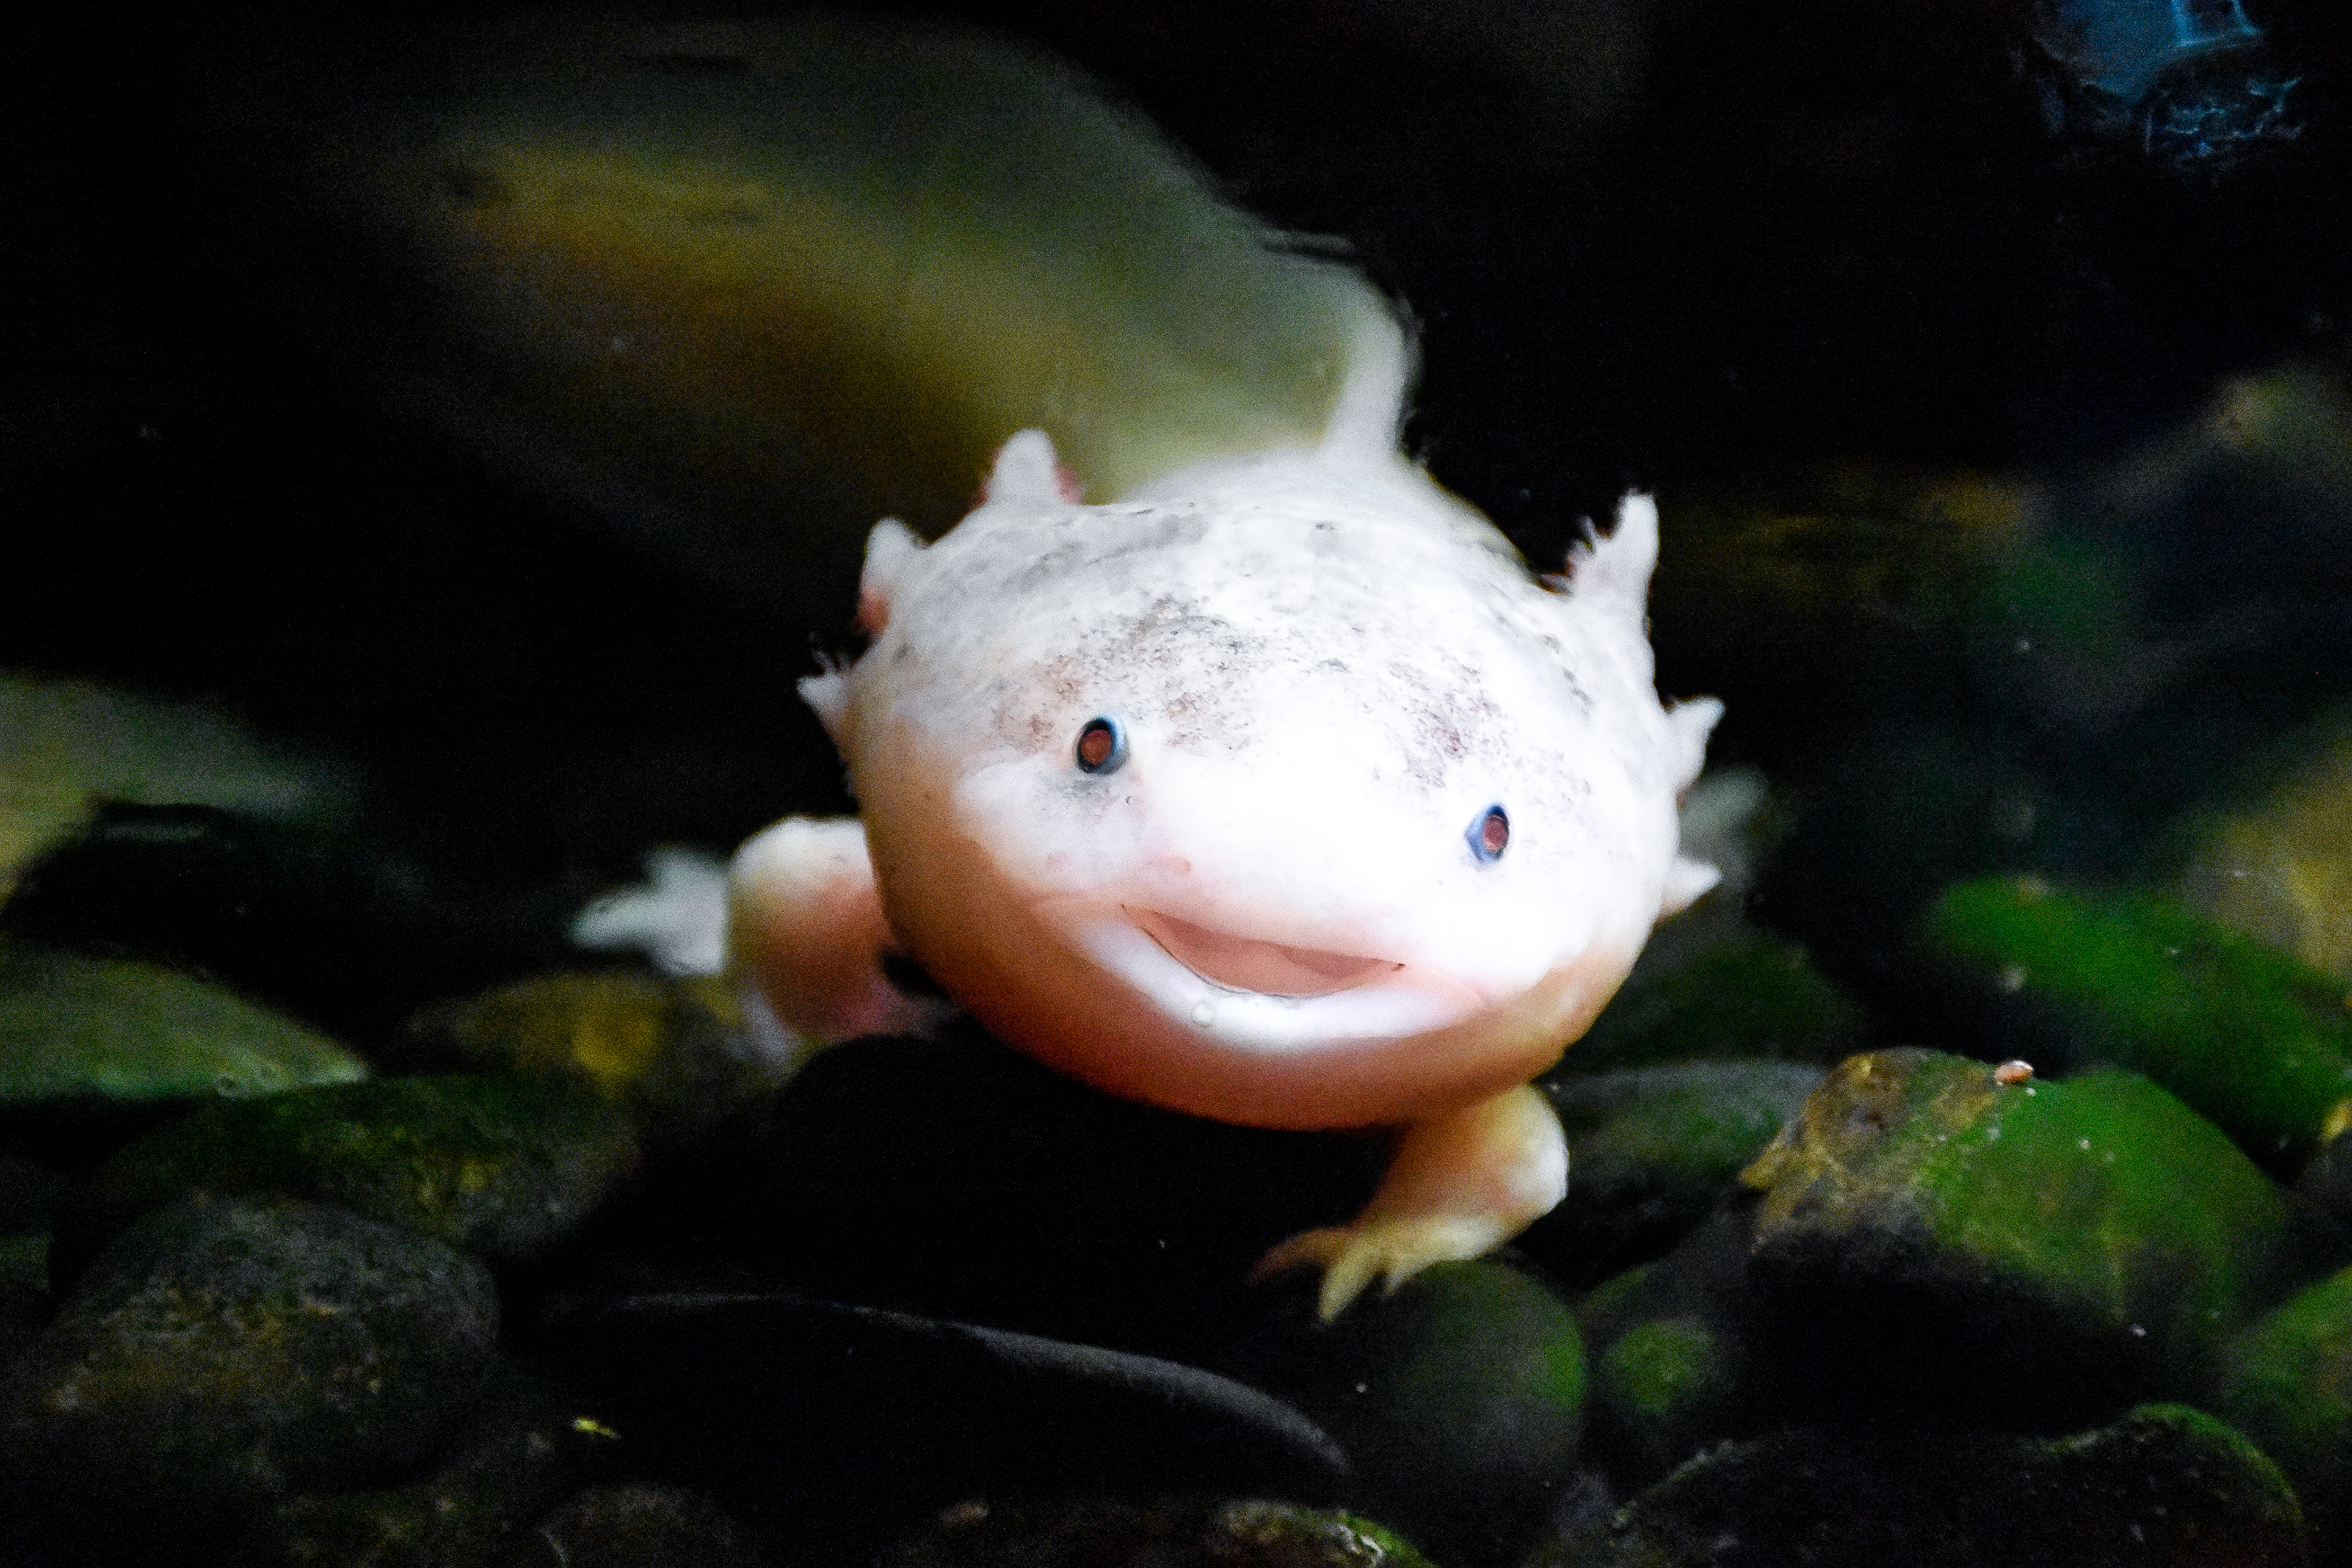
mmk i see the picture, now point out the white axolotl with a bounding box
[729,319,1721,1318]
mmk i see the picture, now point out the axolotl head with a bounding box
[804,431,1721,1131]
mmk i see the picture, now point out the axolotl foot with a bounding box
[1250,1082,1568,1320]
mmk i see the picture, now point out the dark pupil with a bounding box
[1077,720,1118,771]
[1480,807,1510,857]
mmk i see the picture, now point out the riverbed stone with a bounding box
[880,1495,1433,1568]
[1920,876,2352,1169]
[53,1072,637,1283]
[1525,1060,1824,1282]
[1243,1259,1584,1566]
[1564,933,1864,1073]
[530,1484,768,1568]
[0,1197,498,1541]
[1591,1312,1749,1485]
[1539,1403,2306,1567]
[2210,1261,2352,1555]
[1740,1049,2289,1425]
[0,941,368,1109]
[234,1364,603,1568]
[396,970,777,1148]
[1,802,553,1040]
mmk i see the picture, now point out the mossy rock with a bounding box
[0,1198,498,1541]
[53,1073,638,1284]
[1921,876,2352,1169]
[1542,1403,2305,1567]
[1740,1049,2289,1424]
[234,1363,602,1568]
[397,969,776,1147]
[528,1485,769,1568]
[1565,934,1864,1072]
[2210,1262,2352,1552]
[1591,1313,1750,1485]
[1572,1208,1777,1488]
[1525,1060,1824,1282]
[1245,1259,1583,1566]
[0,942,368,1105]
[880,1495,1432,1568]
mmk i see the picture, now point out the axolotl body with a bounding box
[730,327,1721,1317]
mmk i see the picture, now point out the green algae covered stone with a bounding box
[0,942,368,1104]
[1565,933,1865,1072]
[53,1073,638,1282]
[0,1198,498,1541]
[397,971,780,1148]
[2211,1262,2352,1551]
[1574,1209,1776,1487]
[1741,1050,2289,1418]
[1528,1060,1824,1279]
[1592,1313,1751,1485]
[1922,876,2352,1168]
[1542,1403,2307,1568]
[1249,1259,1583,1566]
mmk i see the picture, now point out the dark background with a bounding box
[4,0,2347,925]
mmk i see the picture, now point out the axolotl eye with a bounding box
[1467,804,1510,864]
[1075,716,1127,775]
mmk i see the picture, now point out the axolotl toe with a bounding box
[730,326,1721,1318]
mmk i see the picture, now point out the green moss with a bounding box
[1744,1051,2290,1403]
[1529,1061,1822,1280]
[2211,1263,2352,1536]
[1596,1315,1749,1482]
[56,1074,637,1277]
[1605,1318,1726,1421]
[0,944,367,1103]
[1923,877,2352,1167]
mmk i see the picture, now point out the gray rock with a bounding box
[54,1073,639,1281]
[533,1485,768,1568]
[1541,1404,2307,1568]
[232,1363,598,1568]
[881,1495,1432,1568]
[0,1197,497,1541]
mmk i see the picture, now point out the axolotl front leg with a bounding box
[728,816,949,1043]
[1254,1083,1568,1320]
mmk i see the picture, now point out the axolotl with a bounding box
[729,322,1721,1318]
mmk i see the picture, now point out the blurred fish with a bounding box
[205,14,1394,625]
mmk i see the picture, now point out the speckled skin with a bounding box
[732,329,1719,1315]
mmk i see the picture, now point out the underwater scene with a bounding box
[4,2,2351,1563]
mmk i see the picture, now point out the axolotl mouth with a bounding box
[1127,907,1402,997]
[1049,903,1490,1053]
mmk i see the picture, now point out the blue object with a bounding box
[2044,0,2261,103]
[2029,0,2299,172]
